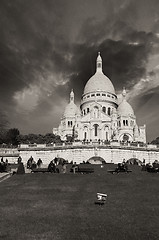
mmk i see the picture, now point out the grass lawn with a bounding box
[0,164,159,240]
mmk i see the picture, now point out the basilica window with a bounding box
[106,132,108,140]
[87,95,90,98]
[102,94,106,96]
[123,120,127,126]
[68,121,73,127]
[93,106,99,118]
[102,106,106,113]
[87,108,89,113]
[83,109,86,115]
[107,94,110,97]
[104,126,109,140]
[84,132,87,140]
[91,94,95,97]
[96,93,100,96]
[97,63,101,68]
[94,124,99,137]
[108,107,111,115]
[126,120,128,126]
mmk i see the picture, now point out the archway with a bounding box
[123,134,129,142]
[126,158,142,165]
[87,156,106,164]
[119,133,133,142]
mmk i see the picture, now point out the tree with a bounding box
[0,111,9,144]
[151,137,159,145]
[6,128,20,146]
[18,133,62,144]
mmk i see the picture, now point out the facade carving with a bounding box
[53,53,146,143]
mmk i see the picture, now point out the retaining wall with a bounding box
[19,146,159,165]
[1,145,159,165]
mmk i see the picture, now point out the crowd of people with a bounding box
[26,156,68,173]
[115,160,128,173]
[1,154,159,175]
[27,156,43,169]
[142,160,159,172]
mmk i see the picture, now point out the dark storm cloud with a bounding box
[0,0,159,140]
[0,0,158,106]
[68,32,156,99]
[68,0,159,99]
[0,0,73,112]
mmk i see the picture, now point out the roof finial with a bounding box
[96,52,102,73]
[122,87,126,99]
[70,89,74,103]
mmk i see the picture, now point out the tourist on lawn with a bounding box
[54,157,58,166]
[37,158,43,168]
[48,160,56,173]
[72,162,78,174]
[5,159,10,172]
[17,156,22,164]
[17,161,25,174]
[62,161,67,173]
[27,158,32,169]
[31,159,37,169]
[0,158,5,172]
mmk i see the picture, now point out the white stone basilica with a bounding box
[53,53,146,143]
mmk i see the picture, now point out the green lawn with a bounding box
[0,164,159,240]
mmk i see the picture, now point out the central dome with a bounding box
[83,52,115,95]
[84,72,115,95]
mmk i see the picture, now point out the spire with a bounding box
[96,52,103,73]
[122,87,126,100]
[70,89,74,103]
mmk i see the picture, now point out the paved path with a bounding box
[0,164,49,182]
[0,172,12,182]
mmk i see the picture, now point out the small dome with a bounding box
[63,102,78,117]
[118,99,134,116]
[84,72,115,95]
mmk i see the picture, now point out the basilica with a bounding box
[53,53,146,143]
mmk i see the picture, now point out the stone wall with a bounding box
[0,148,19,163]
[1,145,159,165]
[19,146,159,165]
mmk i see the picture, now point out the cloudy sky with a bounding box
[0,0,159,142]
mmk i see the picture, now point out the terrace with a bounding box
[18,141,159,151]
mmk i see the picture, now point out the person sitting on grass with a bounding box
[72,162,79,174]
[31,160,37,169]
[48,160,56,173]
[17,161,25,174]
[62,161,67,173]
[0,158,5,172]
[37,158,43,168]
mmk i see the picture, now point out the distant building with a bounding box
[53,53,146,143]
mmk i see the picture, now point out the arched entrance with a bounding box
[123,134,129,142]
[87,156,106,164]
